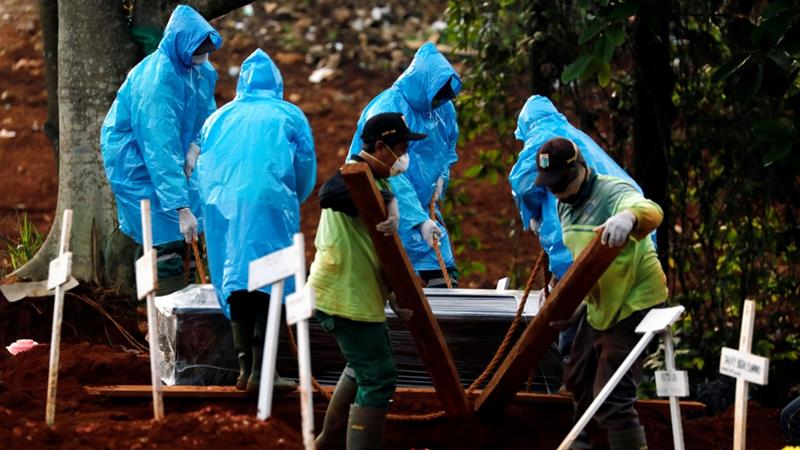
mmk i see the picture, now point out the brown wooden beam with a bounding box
[475,232,624,415]
[341,163,470,417]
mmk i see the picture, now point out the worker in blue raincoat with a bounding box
[509,94,654,361]
[101,5,221,296]
[197,49,316,393]
[347,42,461,287]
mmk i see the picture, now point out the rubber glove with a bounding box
[376,198,399,236]
[420,219,442,248]
[595,210,636,247]
[184,143,200,178]
[387,292,413,322]
[433,176,445,200]
[529,217,540,234]
[177,208,198,243]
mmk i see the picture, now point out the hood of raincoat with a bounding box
[159,5,222,70]
[394,42,462,112]
[513,95,564,142]
[235,49,284,99]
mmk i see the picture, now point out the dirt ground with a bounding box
[0,1,790,449]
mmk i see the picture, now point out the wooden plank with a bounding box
[475,232,624,415]
[341,163,470,417]
[85,385,705,411]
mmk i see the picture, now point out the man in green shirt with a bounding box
[310,112,421,450]
[536,138,667,450]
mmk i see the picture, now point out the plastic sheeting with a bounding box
[155,285,563,392]
[346,43,461,273]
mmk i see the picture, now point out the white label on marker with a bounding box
[248,245,300,291]
[719,347,770,385]
[655,370,690,397]
[47,252,72,290]
[285,286,315,326]
[135,249,156,300]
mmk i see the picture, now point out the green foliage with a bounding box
[6,213,44,270]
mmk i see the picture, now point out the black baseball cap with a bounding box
[360,112,427,146]
[534,137,585,187]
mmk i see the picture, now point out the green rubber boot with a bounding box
[245,301,297,394]
[316,368,357,449]
[608,426,648,450]
[229,320,252,391]
[346,404,387,450]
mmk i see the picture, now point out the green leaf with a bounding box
[579,19,606,45]
[561,54,593,83]
[761,0,793,19]
[752,119,794,141]
[598,62,612,86]
[767,49,793,72]
[608,0,640,21]
[763,141,792,166]
[598,34,615,63]
[464,164,484,178]
[711,54,751,84]
[751,15,793,49]
[607,25,625,46]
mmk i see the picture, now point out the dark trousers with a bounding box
[564,308,650,431]
[782,396,800,445]
[228,290,270,347]
[316,310,397,408]
[419,267,459,288]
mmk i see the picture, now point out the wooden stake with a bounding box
[733,300,755,450]
[45,209,73,426]
[140,200,164,420]
[341,163,469,417]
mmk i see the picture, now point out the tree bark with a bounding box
[39,0,58,169]
[632,0,674,257]
[12,0,254,289]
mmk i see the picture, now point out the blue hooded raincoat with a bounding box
[509,95,653,278]
[197,49,316,318]
[101,5,221,245]
[347,43,462,273]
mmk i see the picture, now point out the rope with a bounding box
[428,197,452,289]
[191,238,209,284]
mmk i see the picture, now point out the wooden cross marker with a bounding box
[475,232,623,415]
[248,233,315,450]
[341,163,470,417]
[45,209,73,426]
[719,299,769,450]
[135,199,164,420]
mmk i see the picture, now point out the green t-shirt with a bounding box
[558,174,668,330]
[308,176,391,323]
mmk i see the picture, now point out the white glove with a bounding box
[184,143,200,178]
[376,198,399,236]
[177,208,198,243]
[387,292,413,322]
[595,210,636,247]
[433,176,445,200]
[420,219,442,248]
[529,217,540,234]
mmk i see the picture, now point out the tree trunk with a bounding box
[12,0,253,289]
[39,0,58,169]
[632,0,674,257]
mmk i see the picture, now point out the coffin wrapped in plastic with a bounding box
[155,284,563,392]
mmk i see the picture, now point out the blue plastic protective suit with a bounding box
[197,49,316,318]
[509,95,652,278]
[347,43,462,272]
[101,5,221,245]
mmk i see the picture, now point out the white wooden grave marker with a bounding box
[45,209,73,426]
[558,306,686,450]
[719,299,769,450]
[134,199,164,420]
[248,233,314,450]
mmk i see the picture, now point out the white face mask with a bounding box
[390,153,410,176]
[191,52,209,66]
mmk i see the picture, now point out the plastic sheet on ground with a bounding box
[155,285,563,392]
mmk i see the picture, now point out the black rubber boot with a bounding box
[346,404,386,450]
[246,297,297,394]
[316,368,357,449]
[608,426,648,450]
[228,296,253,391]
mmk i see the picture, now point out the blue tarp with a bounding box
[101,5,222,245]
[197,49,316,317]
[347,43,462,272]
